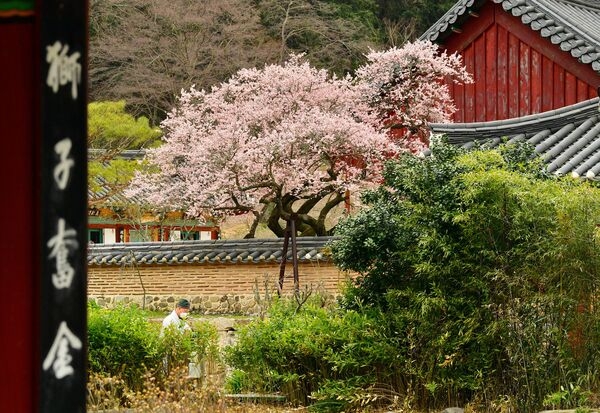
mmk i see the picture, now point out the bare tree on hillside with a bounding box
[90,0,281,124]
[89,0,381,124]
[259,0,380,73]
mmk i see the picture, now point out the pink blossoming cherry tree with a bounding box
[128,55,397,237]
[128,42,471,237]
[356,40,472,152]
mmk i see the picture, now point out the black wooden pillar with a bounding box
[0,1,87,411]
[278,215,300,295]
[39,0,88,411]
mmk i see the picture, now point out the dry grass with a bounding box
[219,213,276,240]
[88,365,304,412]
[87,365,428,412]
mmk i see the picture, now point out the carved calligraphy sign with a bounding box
[40,0,87,411]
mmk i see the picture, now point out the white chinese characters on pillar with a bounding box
[46,41,82,100]
[47,218,78,289]
[44,54,82,378]
[42,322,83,379]
[53,138,74,190]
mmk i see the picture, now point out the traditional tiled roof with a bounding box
[428,97,600,178]
[88,176,137,206]
[420,0,480,42]
[88,149,147,206]
[88,236,334,266]
[88,149,146,160]
[420,0,600,72]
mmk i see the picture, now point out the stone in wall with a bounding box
[89,294,267,315]
[88,261,354,313]
[90,286,340,316]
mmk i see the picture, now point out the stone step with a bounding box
[224,393,286,403]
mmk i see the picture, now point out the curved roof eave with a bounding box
[420,0,600,73]
[428,98,600,179]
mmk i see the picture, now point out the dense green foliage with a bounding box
[333,140,600,411]
[225,297,403,409]
[227,141,600,412]
[87,303,219,392]
[375,0,456,34]
[88,100,161,150]
[88,303,162,389]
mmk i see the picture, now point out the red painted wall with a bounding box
[440,2,600,122]
[0,22,39,411]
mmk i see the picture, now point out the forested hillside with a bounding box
[89,0,454,124]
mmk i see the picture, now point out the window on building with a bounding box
[88,229,103,244]
[181,231,200,240]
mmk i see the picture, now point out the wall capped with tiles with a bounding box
[88,261,353,315]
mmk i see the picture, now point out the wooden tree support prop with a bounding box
[278,215,299,296]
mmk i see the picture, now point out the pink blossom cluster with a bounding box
[127,42,472,219]
[356,40,472,151]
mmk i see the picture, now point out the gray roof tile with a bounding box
[429,97,600,178]
[88,236,335,266]
[586,153,600,176]
[420,0,478,42]
[420,0,600,72]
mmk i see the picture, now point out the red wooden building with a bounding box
[420,0,600,123]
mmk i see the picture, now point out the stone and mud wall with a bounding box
[88,261,353,315]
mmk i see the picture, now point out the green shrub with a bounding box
[159,318,220,376]
[225,297,331,401]
[88,303,219,394]
[225,296,401,410]
[88,303,162,389]
[329,140,600,412]
[224,369,252,394]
